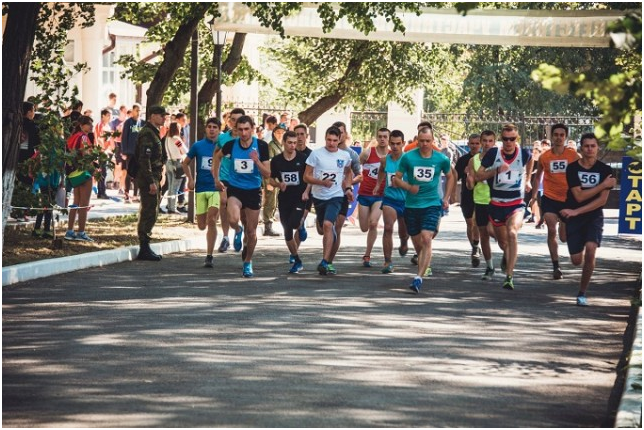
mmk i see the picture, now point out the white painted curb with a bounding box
[2,236,206,286]
[615,307,642,428]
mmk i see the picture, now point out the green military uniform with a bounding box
[262,137,283,227]
[136,120,167,244]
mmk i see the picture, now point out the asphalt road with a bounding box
[3,212,641,427]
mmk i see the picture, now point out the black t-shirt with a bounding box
[565,159,613,218]
[270,151,308,205]
[298,146,312,158]
[455,152,474,199]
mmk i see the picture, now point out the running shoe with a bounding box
[317,260,328,276]
[76,232,94,242]
[64,230,77,241]
[234,226,244,252]
[553,267,563,280]
[481,267,495,281]
[242,261,253,278]
[502,275,514,290]
[42,231,54,239]
[398,243,409,256]
[298,225,308,242]
[500,255,507,273]
[218,237,230,253]
[327,263,337,275]
[362,255,372,268]
[381,262,394,274]
[576,295,588,307]
[424,267,433,277]
[411,254,419,265]
[409,277,422,294]
[204,255,214,268]
[289,260,303,273]
[289,254,296,264]
[471,246,481,268]
[32,229,42,238]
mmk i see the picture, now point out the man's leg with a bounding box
[465,215,480,267]
[417,230,434,279]
[242,208,260,263]
[382,205,397,269]
[501,209,524,289]
[206,206,219,256]
[362,202,382,266]
[543,212,563,279]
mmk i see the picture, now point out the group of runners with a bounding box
[172,109,614,307]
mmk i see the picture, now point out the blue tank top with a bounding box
[228,137,263,189]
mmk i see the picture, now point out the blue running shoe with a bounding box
[234,226,244,252]
[381,262,394,274]
[64,230,77,241]
[289,254,296,264]
[298,225,308,242]
[289,260,303,273]
[218,236,230,253]
[242,261,253,278]
[409,276,422,294]
[576,295,588,306]
[317,260,328,275]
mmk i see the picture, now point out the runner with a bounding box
[530,123,580,280]
[183,117,221,268]
[212,115,270,278]
[304,126,353,276]
[455,133,482,267]
[269,130,309,273]
[357,127,389,267]
[560,133,615,306]
[294,123,313,244]
[394,126,454,293]
[373,129,409,274]
[476,124,533,290]
[466,130,497,280]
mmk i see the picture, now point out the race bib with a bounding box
[387,173,396,187]
[550,160,568,173]
[413,166,435,182]
[578,172,600,188]
[281,171,300,186]
[200,156,212,171]
[319,170,338,185]
[364,163,379,179]
[234,158,253,174]
[496,169,520,185]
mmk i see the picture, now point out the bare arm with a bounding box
[570,175,616,202]
[560,188,611,219]
[372,156,387,195]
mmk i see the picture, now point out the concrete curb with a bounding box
[615,307,642,428]
[2,236,206,287]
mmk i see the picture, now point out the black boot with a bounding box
[263,221,280,237]
[137,241,162,261]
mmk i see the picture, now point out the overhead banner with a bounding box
[214,4,626,47]
[618,157,642,235]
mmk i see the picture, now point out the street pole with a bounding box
[214,32,223,121]
[188,30,198,223]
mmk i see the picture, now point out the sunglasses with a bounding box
[502,136,517,142]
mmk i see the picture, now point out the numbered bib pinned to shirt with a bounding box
[364,163,379,179]
[387,173,396,187]
[281,171,300,186]
[201,156,213,171]
[320,170,338,185]
[578,172,600,188]
[496,169,520,185]
[550,160,568,173]
[234,158,253,174]
[413,166,435,182]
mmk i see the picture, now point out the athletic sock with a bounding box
[486,259,494,269]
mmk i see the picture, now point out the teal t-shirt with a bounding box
[217,131,234,181]
[397,148,451,208]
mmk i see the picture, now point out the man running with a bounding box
[212,115,270,278]
[269,130,309,273]
[304,126,353,276]
[476,123,533,291]
[183,117,221,268]
[394,126,454,293]
[530,123,580,280]
[357,127,389,267]
[560,133,615,306]
[373,129,409,274]
[455,133,482,267]
[294,123,313,243]
[466,130,497,280]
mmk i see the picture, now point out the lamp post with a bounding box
[209,19,227,121]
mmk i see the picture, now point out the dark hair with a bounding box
[100,109,111,117]
[23,102,34,115]
[551,123,569,137]
[236,115,254,127]
[580,132,598,146]
[468,133,481,141]
[71,99,83,111]
[332,121,346,130]
[326,126,342,138]
[169,122,181,137]
[417,126,433,137]
[73,115,93,133]
[206,117,221,127]
[282,130,297,142]
[109,92,117,99]
[294,123,308,133]
[230,107,246,116]
[390,129,405,141]
[417,121,432,130]
[480,130,496,139]
[175,112,185,120]
[266,115,277,125]
[377,127,390,135]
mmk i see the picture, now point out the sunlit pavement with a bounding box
[2,207,641,427]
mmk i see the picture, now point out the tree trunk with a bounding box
[2,3,41,234]
[145,3,210,115]
[196,33,246,137]
[297,41,369,125]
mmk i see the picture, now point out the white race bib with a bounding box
[387,173,396,187]
[200,156,212,171]
[578,172,600,188]
[364,163,379,179]
[550,160,568,173]
[496,169,520,185]
[234,158,253,174]
[413,166,435,182]
[281,171,300,186]
[319,170,338,185]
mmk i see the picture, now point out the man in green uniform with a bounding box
[136,105,169,261]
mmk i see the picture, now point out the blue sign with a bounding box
[618,156,642,235]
